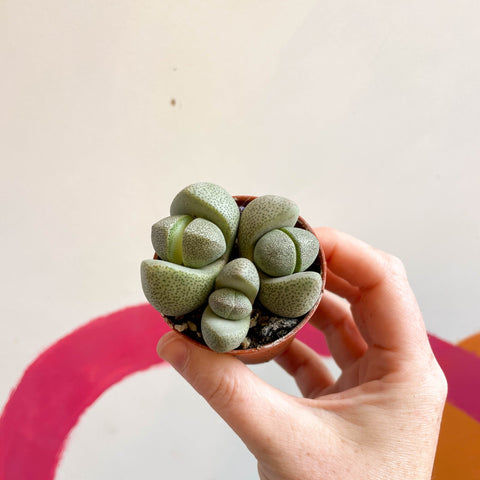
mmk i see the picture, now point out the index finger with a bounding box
[314,227,429,355]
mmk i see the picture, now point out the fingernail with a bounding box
[157,336,188,371]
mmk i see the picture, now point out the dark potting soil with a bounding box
[164,304,305,350]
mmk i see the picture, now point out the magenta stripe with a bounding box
[297,323,331,356]
[428,334,480,422]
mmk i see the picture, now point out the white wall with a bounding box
[1,1,479,478]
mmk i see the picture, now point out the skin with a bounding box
[157,227,447,480]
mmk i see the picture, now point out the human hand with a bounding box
[156,227,447,480]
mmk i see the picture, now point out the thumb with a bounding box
[157,331,288,455]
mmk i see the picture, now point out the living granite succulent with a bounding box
[202,258,259,352]
[141,182,324,355]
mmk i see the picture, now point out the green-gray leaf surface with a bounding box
[151,215,193,265]
[208,288,252,320]
[238,195,299,260]
[280,227,319,273]
[141,258,224,316]
[215,257,259,303]
[201,306,251,353]
[182,218,226,268]
[259,271,322,318]
[170,182,240,253]
[253,229,296,277]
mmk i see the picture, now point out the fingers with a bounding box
[156,331,292,456]
[315,227,390,290]
[310,291,367,369]
[315,227,429,355]
[325,269,360,302]
[275,339,335,398]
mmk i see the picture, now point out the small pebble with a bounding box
[174,323,188,332]
[187,321,197,332]
[241,337,251,349]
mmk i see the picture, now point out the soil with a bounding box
[164,304,305,350]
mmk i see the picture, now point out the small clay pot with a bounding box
[156,195,327,364]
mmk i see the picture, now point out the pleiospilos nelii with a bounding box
[202,257,259,352]
[208,288,252,321]
[141,182,323,354]
[253,227,320,278]
[215,257,259,304]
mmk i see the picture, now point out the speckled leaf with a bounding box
[253,229,296,277]
[151,215,193,265]
[170,182,240,252]
[141,258,224,316]
[238,195,299,260]
[280,227,319,273]
[209,288,252,320]
[259,271,322,318]
[182,218,226,268]
[215,258,260,303]
[201,306,251,353]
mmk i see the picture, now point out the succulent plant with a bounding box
[238,195,322,319]
[152,215,226,268]
[141,182,323,354]
[215,257,260,304]
[237,195,299,260]
[141,183,239,317]
[202,258,259,352]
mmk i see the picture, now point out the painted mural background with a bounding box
[1,1,479,478]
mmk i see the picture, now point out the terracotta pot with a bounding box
[156,194,327,364]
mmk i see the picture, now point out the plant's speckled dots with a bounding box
[202,258,259,352]
[281,227,319,273]
[259,271,322,318]
[141,183,324,354]
[209,288,252,320]
[215,258,260,303]
[141,258,224,316]
[170,182,240,251]
[151,214,193,265]
[238,195,299,260]
[201,306,251,353]
[182,218,226,268]
[254,229,297,277]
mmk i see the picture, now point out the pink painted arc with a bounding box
[428,334,480,423]
[0,303,478,480]
[0,304,168,480]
